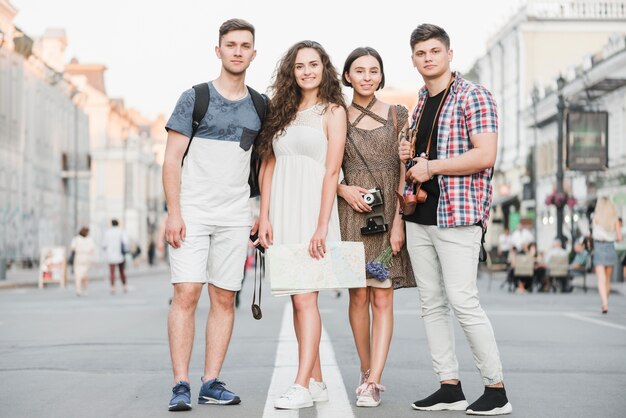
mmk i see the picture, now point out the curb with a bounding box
[0,265,170,290]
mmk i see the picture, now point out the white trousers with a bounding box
[405,222,504,385]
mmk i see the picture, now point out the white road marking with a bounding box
[397,309,626,332]
[263,303,354,418]
[563,313,626,331]
[396,309,595,316]
[316,326,354,417]
[263,304,298,418]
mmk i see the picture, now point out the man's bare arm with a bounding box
[162,131,190,248]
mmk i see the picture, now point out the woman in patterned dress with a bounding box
[338,47,416,407]
[257,41,347,410]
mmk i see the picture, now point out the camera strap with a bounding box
[251,249,264,320]
[406,75,454,197]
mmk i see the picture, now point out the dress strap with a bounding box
[351,97,387,127]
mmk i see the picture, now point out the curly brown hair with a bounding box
[257,40,346,159]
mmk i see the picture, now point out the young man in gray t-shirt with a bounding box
[162,18,261,412]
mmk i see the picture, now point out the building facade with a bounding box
[1,0,165,269]
[468,0,626,248]
[65,61,165,258]
[0,1,89,265]
[523,35,626,249]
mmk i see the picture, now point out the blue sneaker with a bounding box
[198,378,241,405]
[168,381,192,411]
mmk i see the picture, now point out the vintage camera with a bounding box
[360,188,388,235]
[361,188,384,207]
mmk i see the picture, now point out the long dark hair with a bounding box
[257,40,345,159]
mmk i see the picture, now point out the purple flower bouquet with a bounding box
[366,246,394,282]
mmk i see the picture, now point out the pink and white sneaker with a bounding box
[355,370,370,397]
[356,382,385,407]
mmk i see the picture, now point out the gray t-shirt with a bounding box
[165,82,262,226]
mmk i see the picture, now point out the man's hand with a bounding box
[405,157,431,183]
[165,214,186,249]
[250,219,259,237]
[399,140,411,163]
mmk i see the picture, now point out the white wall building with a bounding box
[1,0,164,268]
[65,61,165,257]
[0,1,89,265]
[522,35,626,250]
[468,0,626,247]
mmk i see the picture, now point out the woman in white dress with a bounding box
[257,40,347,410]
[70,227,95,296]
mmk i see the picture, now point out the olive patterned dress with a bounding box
[338,102,416,289]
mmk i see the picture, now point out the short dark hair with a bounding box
[219,18,255,45]
[79,227,89,237]
[342,47,385,90]
[111,219,119,227]
[410,23,450,50]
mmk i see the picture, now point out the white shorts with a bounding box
[168,223,249,291]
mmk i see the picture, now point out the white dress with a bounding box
[269,104,341,246]
[71,235,95,280]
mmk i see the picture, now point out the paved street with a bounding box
[1,267,625,418]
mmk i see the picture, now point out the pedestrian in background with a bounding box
[510,223,534,253]
[591,197,622,314]
[544,239,569,292]
[337,46,416,408]
[102,219,128,294]
[147,239,156,266]
[70,227,95,296]
[497,228,512,262]
[258,40,346,410]
[400,24,512,415]
[619,217,626,280]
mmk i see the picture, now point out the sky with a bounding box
[12,0,525,119]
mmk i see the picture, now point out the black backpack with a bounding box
[182,83,268,198]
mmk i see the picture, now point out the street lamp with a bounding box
[531,85,540,245]
[556,75,566,246]
[69,89,83,237]
[122,125,129,230]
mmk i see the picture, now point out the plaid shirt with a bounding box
[405,72,497,228]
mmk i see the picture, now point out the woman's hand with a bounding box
[309,224,328,260]
[389,219,405,256]
[338,184,372,213]
[258,217,273,249]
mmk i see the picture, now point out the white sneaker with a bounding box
[309,378,329,402]
[274,384,314,410]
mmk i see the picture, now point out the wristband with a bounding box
[426,160,433,180]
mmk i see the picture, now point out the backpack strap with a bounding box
[182,83,210,166]
[246,86,269,198]
[246,86,268,124]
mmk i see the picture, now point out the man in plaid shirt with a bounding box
[399,24,512,416]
